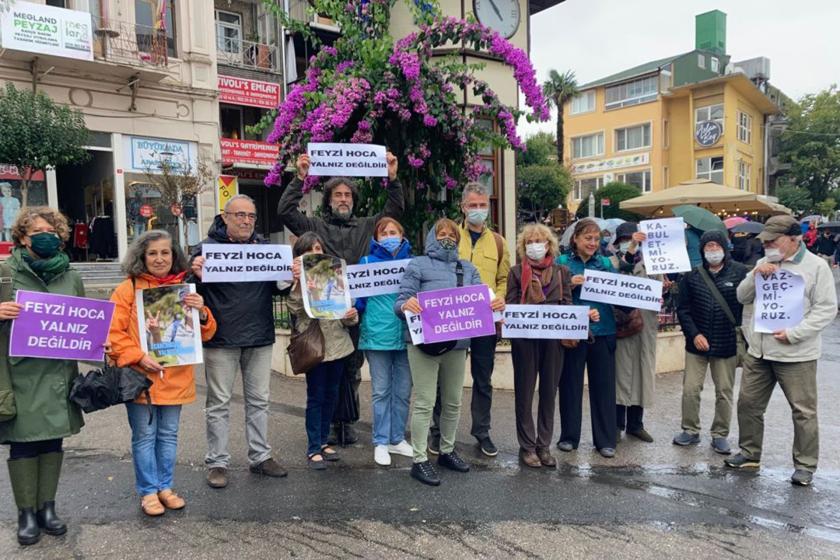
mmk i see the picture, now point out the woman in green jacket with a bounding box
[0,207,85,546]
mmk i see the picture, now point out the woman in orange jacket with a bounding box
[108,230,216,517]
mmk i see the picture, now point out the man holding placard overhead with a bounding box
[725,215,837,487]
[280,150,401,445]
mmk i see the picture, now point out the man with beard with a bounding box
[278,152,403,444]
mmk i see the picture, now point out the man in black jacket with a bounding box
[278,152,402,444]
[674,229,748,455]
[189,195,287,489]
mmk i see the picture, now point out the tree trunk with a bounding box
[556,105,565,164]
[20,167,32,208]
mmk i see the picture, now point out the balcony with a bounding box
[91,17,175,73]
[287,0,340,32]
[216,37,280,73]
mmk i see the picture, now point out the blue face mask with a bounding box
[379,236,402,254]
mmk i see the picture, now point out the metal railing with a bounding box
[273,294,292,330]
[92,16,172,69]
[216,37,280,73]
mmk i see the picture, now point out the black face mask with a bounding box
[29,232,62,258]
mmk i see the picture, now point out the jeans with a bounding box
[305,360,344,456]
[365,350,412,446]
[204,345,273,468]
[126,403,182,496]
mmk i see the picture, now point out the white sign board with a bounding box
[581,269,663,312]
[346,259,410,299]
[201,244,293,282]
[123,136,199,175]
[0,1,93,61]
[754,269,805,334]
[640,218,692,274]
[501,305,590,340]
[404,310,425,345]
[307,143,387,177]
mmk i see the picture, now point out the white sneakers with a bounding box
[374,440,413,465]
[374,445,391,466]
[388,440,413,458]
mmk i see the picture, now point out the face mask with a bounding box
[466,209,488,225]
[618,242,631,254]
[525,242,547,261]
[29,232,61,258]
[379,236,401,253]
[705,251,725,265]
[764,247,783,262]
[438,238,457,251]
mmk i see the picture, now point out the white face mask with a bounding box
[764,247,783,262]
[618,242,631,254]
[705,251,725,265]
[526,242,547,261]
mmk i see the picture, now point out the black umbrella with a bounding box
[69,366,152,413]
[331,363,360,446]
[731,222,765,235]
[817,221,840,231]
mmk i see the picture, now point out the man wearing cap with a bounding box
[725,215,838,486]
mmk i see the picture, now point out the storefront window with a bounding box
[0,167,48,243]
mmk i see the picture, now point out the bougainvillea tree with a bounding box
[263,0,549,236]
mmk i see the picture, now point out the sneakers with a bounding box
[249,458,288,478]
[374,445,392,466]
[627,428,654,443]
[427,433,441,456]
[411,461,441,486]
[598,447,616,459]
[207,467,228,489]
[438,451,470,473]
[477,437,498,457]
[791,469,814,487]
[557,441,576,452]
[724,453,761,469]
[388,440,413,458]
[711,437,732,455]
[672,431,701,446]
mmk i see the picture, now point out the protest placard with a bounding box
[404,310,425,345]
[501,305,590,340]
[640,217,692,274]
[418,285,495,344]
[301,254,352,320]
[9,291,114,361]
[307,142,388,177]
[754,269,805,333]
[346,259,411,298]
[136,284,203,367]
[202,244,293,282]
[580,269,663,312]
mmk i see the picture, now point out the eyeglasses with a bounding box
[226,212,258,221]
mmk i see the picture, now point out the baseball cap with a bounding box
[757,215,801,242]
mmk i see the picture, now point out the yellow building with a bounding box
[563,10,786,214]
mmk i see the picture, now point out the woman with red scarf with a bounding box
[108,230,216,516]
[505,223,573,468]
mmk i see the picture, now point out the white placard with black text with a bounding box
[640,217,692,274]
[501,305,591,340]
[754,269,805,334]
[346,259,410,298]
[201,244,293,282]
[581,269,663,312]
[307,143,388,177]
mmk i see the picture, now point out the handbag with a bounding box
[287,317,325,374]
[697,266,748,367]
[614,307,644,339]
[417,261,464,356]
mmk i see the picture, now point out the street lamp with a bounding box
[588,191,595,218]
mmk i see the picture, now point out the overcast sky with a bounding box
[521,0,840,137]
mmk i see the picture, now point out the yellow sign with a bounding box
[217,175,238,213]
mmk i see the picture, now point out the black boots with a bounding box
[7,457,40,545]
[37,452,67,535]
[37,501,66,536]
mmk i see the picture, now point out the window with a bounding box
[135,0,176,58]
[618,170,652,193]
[46,0,66,6]
[574,177,603,201]
[570,91,596,115]
[738,160,751,191]
[695,104,724,131]
[737,111,752,144]
[474,117,500,225]
[697,156,724,184]
[605,76,658,109]
[710,57,720,72]
[698,54,705,69]
[571,133,604,159]
[215,10,242,54]
[220,106,243,140]
[615,123,651,151]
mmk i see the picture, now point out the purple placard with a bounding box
[9,290,115,361]
[418,284,495,344]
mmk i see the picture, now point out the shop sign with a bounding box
[218,75,281,109]
[124,136,198,175]
[695,121,723,147]
[0,164,45,182]
[570,153,650,175]
[0,1,93,61]
[217,175,239,214]
[220,138,279,168]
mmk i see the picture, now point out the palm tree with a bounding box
[542,70,579,164]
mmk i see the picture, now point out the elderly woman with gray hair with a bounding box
[108,230,216,516]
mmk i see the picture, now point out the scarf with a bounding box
[20,248,70,284]
[520,255,555,304]
[139,271,186,286]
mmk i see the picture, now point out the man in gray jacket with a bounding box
[725,215,838,486]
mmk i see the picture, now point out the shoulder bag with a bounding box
[697,266,747,366]
[287,314,325,375]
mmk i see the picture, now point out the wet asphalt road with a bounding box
[2,318,840,558]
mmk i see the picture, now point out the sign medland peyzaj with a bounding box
[0,1,93,61]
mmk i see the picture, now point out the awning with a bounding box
[619,179,791,217]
